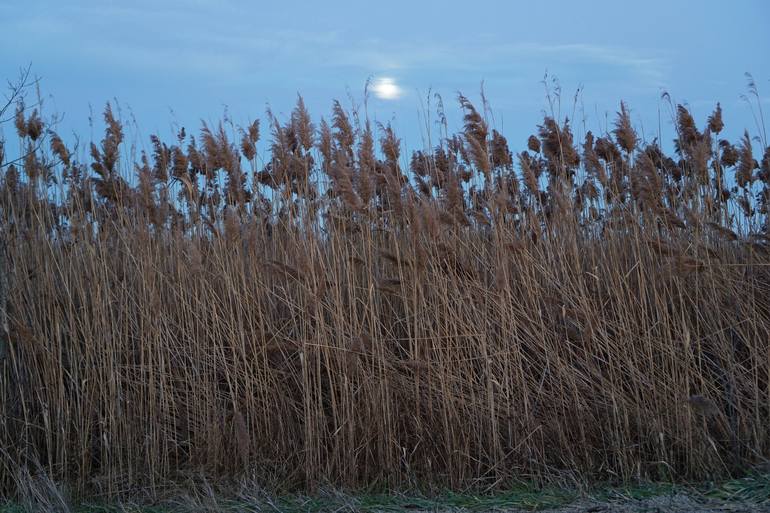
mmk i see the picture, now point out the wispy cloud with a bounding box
[0,0,669,111]
[508,43,666,83]
[1,1,667,96]
[0,1,340,78]
[332,40,667,89]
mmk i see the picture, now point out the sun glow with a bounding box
[371,77,402,100]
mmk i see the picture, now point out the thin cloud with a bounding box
[333,40,667,89]
[516,42,666,83]
[1,2,666,91]
[0,3,341,79]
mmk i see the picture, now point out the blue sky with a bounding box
[1,0,768,159]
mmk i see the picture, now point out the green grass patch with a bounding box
[2,473,769,512]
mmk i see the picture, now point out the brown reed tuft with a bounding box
[613,101,637,154]
[708,103,724,134]
[459,94,491,179]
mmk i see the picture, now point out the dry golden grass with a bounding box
[0,74,769,499]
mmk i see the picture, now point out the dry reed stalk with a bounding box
[0,237,7,360]
[233,410,250,469]
[0,86,769,498]
[706,222,739,242]
[687,395,720,418]
[378,250,413,268]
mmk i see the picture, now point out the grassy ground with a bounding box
[2,473,769,512]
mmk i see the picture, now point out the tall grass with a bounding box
[0,75,769,498]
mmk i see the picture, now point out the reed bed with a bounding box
[0,75,769,498]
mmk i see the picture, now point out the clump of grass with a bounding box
[0,71,768,502]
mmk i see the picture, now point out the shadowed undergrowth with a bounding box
[2,472,770,512]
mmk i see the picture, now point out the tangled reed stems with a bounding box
[0,74,769,497]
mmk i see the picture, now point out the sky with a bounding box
[1,0,769,161]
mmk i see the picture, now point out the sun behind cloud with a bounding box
[371,77,402,100]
